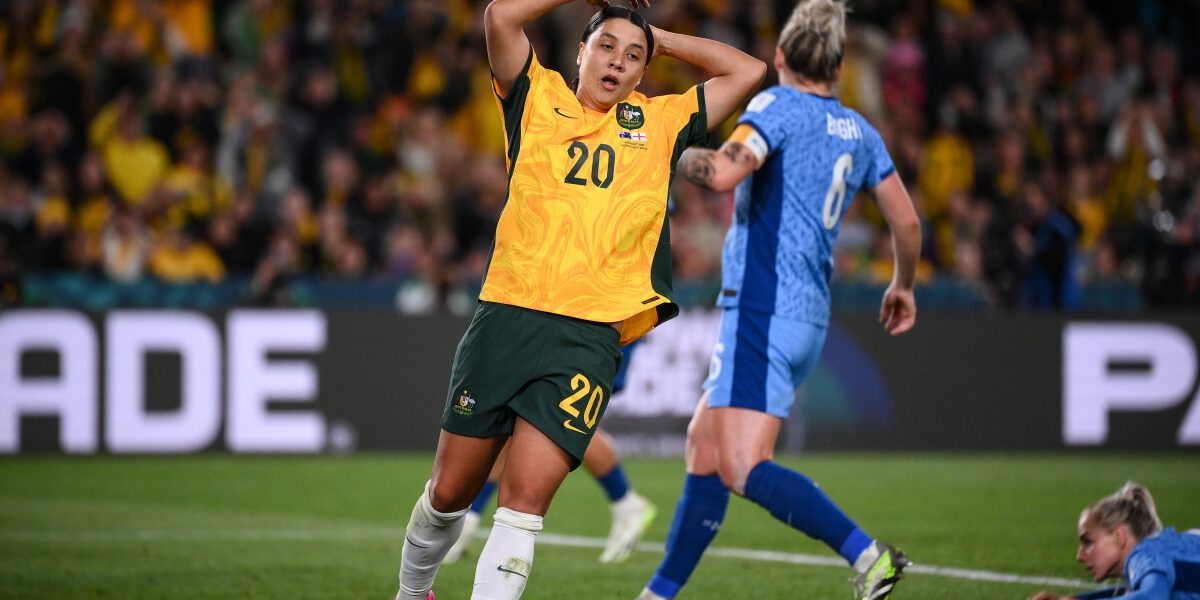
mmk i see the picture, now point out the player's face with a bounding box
[576,18,648,111]
[1076,515,1127,581]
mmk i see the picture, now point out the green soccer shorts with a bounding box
[441,301,623,467]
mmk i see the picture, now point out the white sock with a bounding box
[611,490,643,512]
[398,481,468,599]
[471,507,543,600]
[852,540,882,574]
[635,588,670,600]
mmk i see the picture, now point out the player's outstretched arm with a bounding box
[676,124,763,192]
[650,26,766,130]
[873,172,921,336]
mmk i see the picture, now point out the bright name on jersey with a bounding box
[826,112,863,140]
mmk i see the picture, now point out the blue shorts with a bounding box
[702,307,827,418]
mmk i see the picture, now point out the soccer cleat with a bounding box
[444,511,482,564]
[599,491,657,563]
[852,542,910,600]
[634,587,669,600]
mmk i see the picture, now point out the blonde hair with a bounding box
[778,0,848,84]
[1084,482,1164,541]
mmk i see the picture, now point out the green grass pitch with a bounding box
[1,453,1197,599]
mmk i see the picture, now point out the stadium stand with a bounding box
[0,0,1196,311]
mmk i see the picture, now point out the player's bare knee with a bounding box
[685,444,718,475]
[497,481,551,516]
[427,476,473,513]
[685,431,718,475]
[716,452,763,496]
[713,462,739,494]
[714,462,744,494]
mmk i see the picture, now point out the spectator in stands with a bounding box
[18,108,81,183]
[148,224,224,283]
[0,66,28,153]
[1,175,38,269]
[920,108,975,268]
[250,227,301,306]
[67,178,107,270]
[102,208,151,283]
[1067,165,1108,258]
[1015,181,1081,309]
[208,189,269,274]
[92,94,170,207]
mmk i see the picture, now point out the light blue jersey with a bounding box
[1124,528,1200,599]
[705,87,895,417]
[716,86,895,324]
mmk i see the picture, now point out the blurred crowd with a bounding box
[0,0,1197,310]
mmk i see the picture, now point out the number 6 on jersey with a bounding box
[822,153,854,230]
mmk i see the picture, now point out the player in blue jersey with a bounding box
[634,1,921,599]
[1028,483,1200,600]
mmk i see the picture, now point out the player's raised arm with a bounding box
[484,0,587,95]
[650,26,766,131]
[872,172,921,336]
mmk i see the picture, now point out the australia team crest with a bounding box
[453,390,476,416]
[616,102,644,130]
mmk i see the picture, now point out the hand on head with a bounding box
[647,24,663,58]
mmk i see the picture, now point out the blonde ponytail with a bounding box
[1086,482,1164,541]
[778,0,848,84]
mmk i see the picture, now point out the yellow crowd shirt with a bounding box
[482,50,707,345]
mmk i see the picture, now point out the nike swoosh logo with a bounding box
[554,107,579,119]
[496,565,528,579]
[562,420,588,435]
[405,535,429,549]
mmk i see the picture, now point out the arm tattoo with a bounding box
[680,148,717,189]
[721,141,756,166]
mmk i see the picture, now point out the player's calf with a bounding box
[397,481,468,599]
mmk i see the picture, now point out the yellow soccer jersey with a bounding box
[482,49,707,345]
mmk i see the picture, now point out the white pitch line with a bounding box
[534,531,1092,589]
[0,527,1091,589]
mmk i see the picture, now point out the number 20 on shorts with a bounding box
[559,373,604,435]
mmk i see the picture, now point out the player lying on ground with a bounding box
[1028,482,1200,600]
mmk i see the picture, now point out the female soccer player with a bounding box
[395,1,765,598]
[1028,483,1200,600]
[635,1,921,598]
